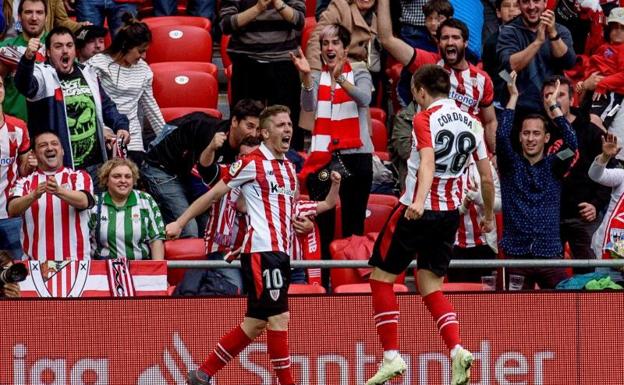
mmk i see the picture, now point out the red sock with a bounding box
[200,325,253,376]
[267,329,295,385]
[422,290,461,350]
[370,279,399,351]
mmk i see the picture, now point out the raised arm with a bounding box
[316,171,341,214]
[475,157,495,233]
[589,133,624,188]
[376,0,414,65]
[14,38,43,99]
[496,71,519,166]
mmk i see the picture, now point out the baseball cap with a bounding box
[607,7,624,26]
[75,25,108,48]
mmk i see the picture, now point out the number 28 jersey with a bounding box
[401,98,488,211]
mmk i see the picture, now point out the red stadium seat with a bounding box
[151,69,219,109]
[288,284,327,295]
[368,193,398,207]
[142,16,211,32]
[335,202,395,239]
[333,283,409,293]
[164,238,206,286]
[370,107,387,123]
[150,61,218,78]
[301,17,317,54]
[146,25,213,63]
[441,282,485,292]
[371,118,388,153]
[161,107,222,122]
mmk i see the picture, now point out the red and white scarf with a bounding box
[300,62,362,183]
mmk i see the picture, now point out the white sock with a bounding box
[450,344,462,359]
[384,350,398,361]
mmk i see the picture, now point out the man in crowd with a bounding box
[0,77,33,260]
[377,0,498,150]
[542,76,610,274]
[366,65,495,385]
[15,26,130,183]
[142,99,264,238]
[75,25,107,63]
[166,106,299,385]
[0,0,48,121]
[8,132,94,260]
[497,72,577,289]
[496,0,576,115]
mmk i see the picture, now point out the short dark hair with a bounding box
[106,13,151,56]
[521,113,550,133]
[260,105,291,129]
[423,0,454,18]
[18,0,47,16]
[541,75,573,97]
[411,64,451,97]
[319,24,351,49]
[45,27,75,50]
[32,131,60,149]
[437,18,469,42]
[231,99,265,122]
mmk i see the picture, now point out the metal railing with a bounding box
[166,259,624,269]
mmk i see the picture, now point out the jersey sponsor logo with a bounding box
[0,156,16,166]
[449,90,478,108]
[270,182,295,197]
[29,260,90,298]
[229,160,243,176]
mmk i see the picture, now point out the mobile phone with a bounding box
[499,69,512,83]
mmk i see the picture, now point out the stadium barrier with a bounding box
[0,292,621,385]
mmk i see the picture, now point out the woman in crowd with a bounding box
[291,24,373,275]
[87,13,164,166]
[90,158,165,260]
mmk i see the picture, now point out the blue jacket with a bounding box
[15,56,129,169]
[496,16,576,113]
[496,108,577,257]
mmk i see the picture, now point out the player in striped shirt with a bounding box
[166,105,300,385]
[377,0,498,150]
[366,65,495,385]
[89,158,165,260]
[0,76,35,259]
[8,131,94,261]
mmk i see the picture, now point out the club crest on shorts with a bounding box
[270,289,281,301]
[30,260,90,297]
[229,160,243,176]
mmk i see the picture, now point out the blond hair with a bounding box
[97,158,140,190]
[259,105,291,130]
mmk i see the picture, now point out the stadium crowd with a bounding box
[0,0,624,291]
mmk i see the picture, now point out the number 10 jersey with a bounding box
[401,98,488,211]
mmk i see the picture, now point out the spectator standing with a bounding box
[90,158,165,260]
[166,106,300,385]
[0,0,47,122]
[0,77,33,260]
[496,0,576,115]
[389,100,415,190]
[152,0,215,19]
[377,0,498,150]
[2,0,83,40]
[74,0,137,39]
[75,25,107,63]
[292,24,373,275]
[15,27,130,184]
[8,131,94,260]
[397,0,429,49]
[366,65,494,385]
[87,15,165,166]
[542,76,610,274]
[141,100,264,238]
[220,0,305,150]
[496,72,576,289]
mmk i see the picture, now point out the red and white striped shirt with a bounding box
[401,99,488,211]
[222,143,297,254]
[455,160,499,250]
[9,167,93,260]
[204,185,243,254]
[0,117,29,219]
[408,49,494,117]
[292,200,319,261]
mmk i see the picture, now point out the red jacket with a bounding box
[587,42,624,94]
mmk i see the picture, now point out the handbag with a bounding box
[306,151,351,200]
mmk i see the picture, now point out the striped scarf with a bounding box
[300,62,362,183]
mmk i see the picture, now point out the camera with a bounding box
[0,263,28,286]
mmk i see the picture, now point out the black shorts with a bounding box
[241,251,291,320]
[369,205,460,277]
